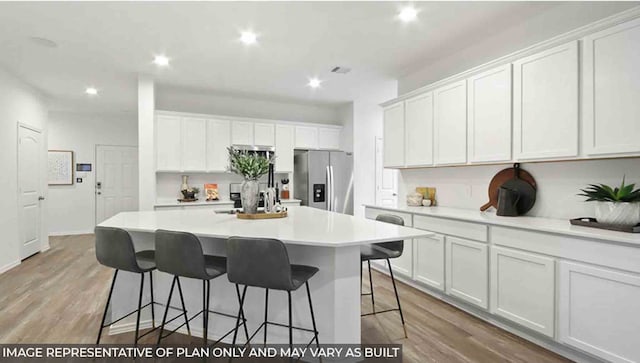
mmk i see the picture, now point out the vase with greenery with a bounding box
[578,177,640,226]
[228,147,272,214]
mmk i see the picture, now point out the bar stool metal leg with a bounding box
[386,258,407,338]
[305,282,319,347]
[157,276,177,344]
[134,272,145,345]
[202,280,210,346]
[232,284,247,345]
[149,272,155,328]
[287,291,293,349]
[175,277,191,336]
[96,269,119,344]
[367,260,375,313]
[263,288,269,346]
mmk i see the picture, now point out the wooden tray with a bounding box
[570,218,640,233]
[177,198,198,203]
[237,211,288,220]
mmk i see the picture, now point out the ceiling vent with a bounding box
[331,66,351,74]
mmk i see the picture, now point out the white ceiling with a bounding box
[0,1,597,112]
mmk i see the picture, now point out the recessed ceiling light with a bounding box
[153,55,170,67]
[240,31,258,45]
[398,6,418,22]
[85,87,98,96]
[308,78,322,89]
[29,36,58,48]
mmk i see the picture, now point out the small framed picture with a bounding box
[48,150,74,185]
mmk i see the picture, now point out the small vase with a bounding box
[595,201,640,226]
[181,175,189,191]
[241,179,259,214]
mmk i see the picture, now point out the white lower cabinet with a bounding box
[559,261,640,363]
[445,236,488,309]
[490,246,555,337]
[414,233,445,291]
[389,239,413,278]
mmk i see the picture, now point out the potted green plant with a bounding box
[227,147,272,214]
[578,177,640,226]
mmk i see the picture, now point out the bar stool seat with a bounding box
[135,250,157,271]
[204,255,227,278]
[360,245,401,261]
[291,265,319,290]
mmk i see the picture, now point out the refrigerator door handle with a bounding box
[330,166,336,212]
[326,165,332,211]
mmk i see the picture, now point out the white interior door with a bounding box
[18,125,43,259]
[375,137,398,206]
[96,145,139,224]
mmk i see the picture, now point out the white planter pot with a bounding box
[594,201,640,226]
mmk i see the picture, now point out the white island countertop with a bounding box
[99,206,432,247]
[364,204,640,246]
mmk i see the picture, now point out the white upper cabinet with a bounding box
[405,93,434,167]
[275,124,294,172]
[295,126,319,149]
[254,123,275,147]
[318,127,341,150]
[513,41,579,160]
[156,115,182,171]
[383,102,405,168]
[468,64,512,163]
[434,80,467,165]
[231,121,254,145]
[583,18,640,156]
[206,119,231,172]
[181,118,207,171]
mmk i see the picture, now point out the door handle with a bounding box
[38,196,45,201]
[97,192,102,195]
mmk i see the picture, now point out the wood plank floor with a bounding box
[0,235,571,362]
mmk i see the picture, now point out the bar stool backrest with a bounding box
[374,214,405,255]
[227,237,294,291]
[95,226,142,273]
[155,229,208,280]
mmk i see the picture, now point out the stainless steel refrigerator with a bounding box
[294,150,354,215]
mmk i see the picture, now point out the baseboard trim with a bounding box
[368,265,604,363]
[49,230,94,237]
[0,260,20,274]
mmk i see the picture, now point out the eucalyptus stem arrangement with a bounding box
[227,147,272,180]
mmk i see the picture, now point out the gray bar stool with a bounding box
[360,214,407,337]
[155,229,248,346]
[227,236,320,348]
[95,226,160,345]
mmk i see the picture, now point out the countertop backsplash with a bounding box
[399,158,640,220]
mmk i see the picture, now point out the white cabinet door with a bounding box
[295,126,318,149]
[583,18,640,156]
[559,261,640,363]
[468,64,512,163]
[181,118,207,171]
[513,41,579,160]
[414,233,445,291]
[390,239,413,278]
[254,123,275,147]
[206,119,231,172]
[405,93,434,167]
[383,103,405,168]
[156,115,182,171]
[490,246,555,337]
[318,127,341,150]
[231,121,254,145]
[446,236,488,308]
[275,124,294,172]
[434,80,467,165]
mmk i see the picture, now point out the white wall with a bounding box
[351,80,397,218]
[138,76,156,211]
[156,85,342,125]
[399,159,640,220]
[47,111,137,235]
[0,67,48,273]
[398,2,637,95]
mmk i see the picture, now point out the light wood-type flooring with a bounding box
[0,235,571,362]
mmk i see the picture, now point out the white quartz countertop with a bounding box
[363,204,640,246]
[154,198,301,207]
[99,206,432,247]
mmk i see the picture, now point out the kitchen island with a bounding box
[97,206,432,344]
